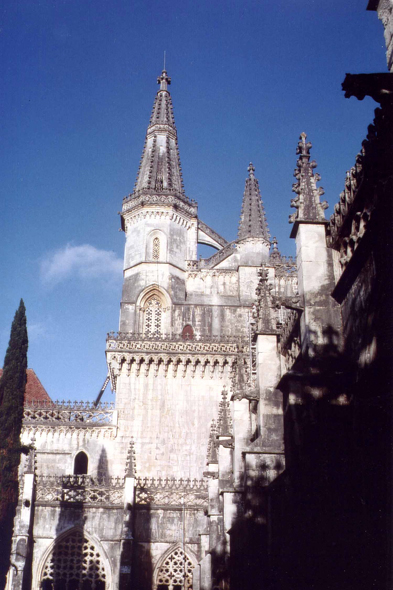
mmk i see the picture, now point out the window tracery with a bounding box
[144,295,163,336]
[41,530,106,590]
[155,547,194,590]
[152,237,160,261]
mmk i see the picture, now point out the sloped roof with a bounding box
[0,368,52,404]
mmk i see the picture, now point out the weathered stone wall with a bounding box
[116,369,231,479]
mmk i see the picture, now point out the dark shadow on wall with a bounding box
[39,476,107,590]
[130,503,153,590]
[209,322,392,590]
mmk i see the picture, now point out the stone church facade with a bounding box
[7,3,393,590]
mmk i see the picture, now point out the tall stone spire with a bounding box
[132,70,186,199]
[238,163,270,241]
[289,132,328,226]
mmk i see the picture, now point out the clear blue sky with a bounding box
[0,0,387,402]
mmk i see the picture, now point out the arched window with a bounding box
[143,295,163,336]
[182,325,194,340]
[156,547,194,590]
[152,237,160,261]
[40,530,106,590]
[74,452,88,475]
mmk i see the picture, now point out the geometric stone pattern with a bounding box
[135,477,208,508]
[41,530,106,590]
[156,547,194,590]
[23,401,115,425]
[35,475,124,505]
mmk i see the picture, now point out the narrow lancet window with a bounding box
[144,295,163,336]
[152,237,160,261]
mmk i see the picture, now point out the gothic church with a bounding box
[7,2,393,589]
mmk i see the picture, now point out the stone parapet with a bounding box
[135,476,208,508]
[23,400,115,425]
[35,474,125,505]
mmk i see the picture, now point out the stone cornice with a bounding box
[122,192,198,218]
[123,207,197,232]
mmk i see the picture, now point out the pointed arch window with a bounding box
[40,530,106,590]
[144,295,163,336]
[152,237,160,261]
[74,451,88,475]
[155,547,194,590]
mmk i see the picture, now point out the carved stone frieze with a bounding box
[35,475,125,505]
[122,192,197,218]
[23,401,115,425]
[106,351,238,380]
[123,208,196,232]
[135,476,208,508]
[328,103,392,271]
[22,424,116,440]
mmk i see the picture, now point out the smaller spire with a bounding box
[289,132,329,225]
[217,387,233,436]
[125,438,136,478]
[25,436,36,474]
[238,163,270,241]
[252,265,277,334]
[269,236,282,264]
[206,420,218,464]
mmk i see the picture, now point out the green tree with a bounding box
[0,300,28,589]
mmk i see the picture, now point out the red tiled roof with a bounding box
[0,368,52,404]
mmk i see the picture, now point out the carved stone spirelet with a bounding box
[289,132,328,224]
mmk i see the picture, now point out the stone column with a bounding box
[294,222,341,356]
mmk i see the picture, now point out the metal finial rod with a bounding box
[164,50,166,71]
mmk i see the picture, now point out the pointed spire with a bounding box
[25,436,36,474]
[238,163,270,241]
[133,70,185,199]
[269,236,282,264]
[289,133,329,224]
[217,387,233,436]
[206,419,218,464]
[125,438,136,478]
[252,265,277,334]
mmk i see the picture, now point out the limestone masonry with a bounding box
[7,3,393,589]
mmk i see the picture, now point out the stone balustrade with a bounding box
[35,475,125,505]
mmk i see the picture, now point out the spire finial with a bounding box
[269,236,281,263]
[206,420,218,464]
[163,50,166,71]
[289,132,329,226]
[157,70,171,91]
[252,264,277,334]
[248,162,255,177]
[217,387,233,436]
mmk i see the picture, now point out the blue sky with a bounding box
[0,0,387,402]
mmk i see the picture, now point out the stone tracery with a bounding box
[41,530,107,590]
[155,547,194,590]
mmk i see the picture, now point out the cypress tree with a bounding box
[0,300,28,589]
